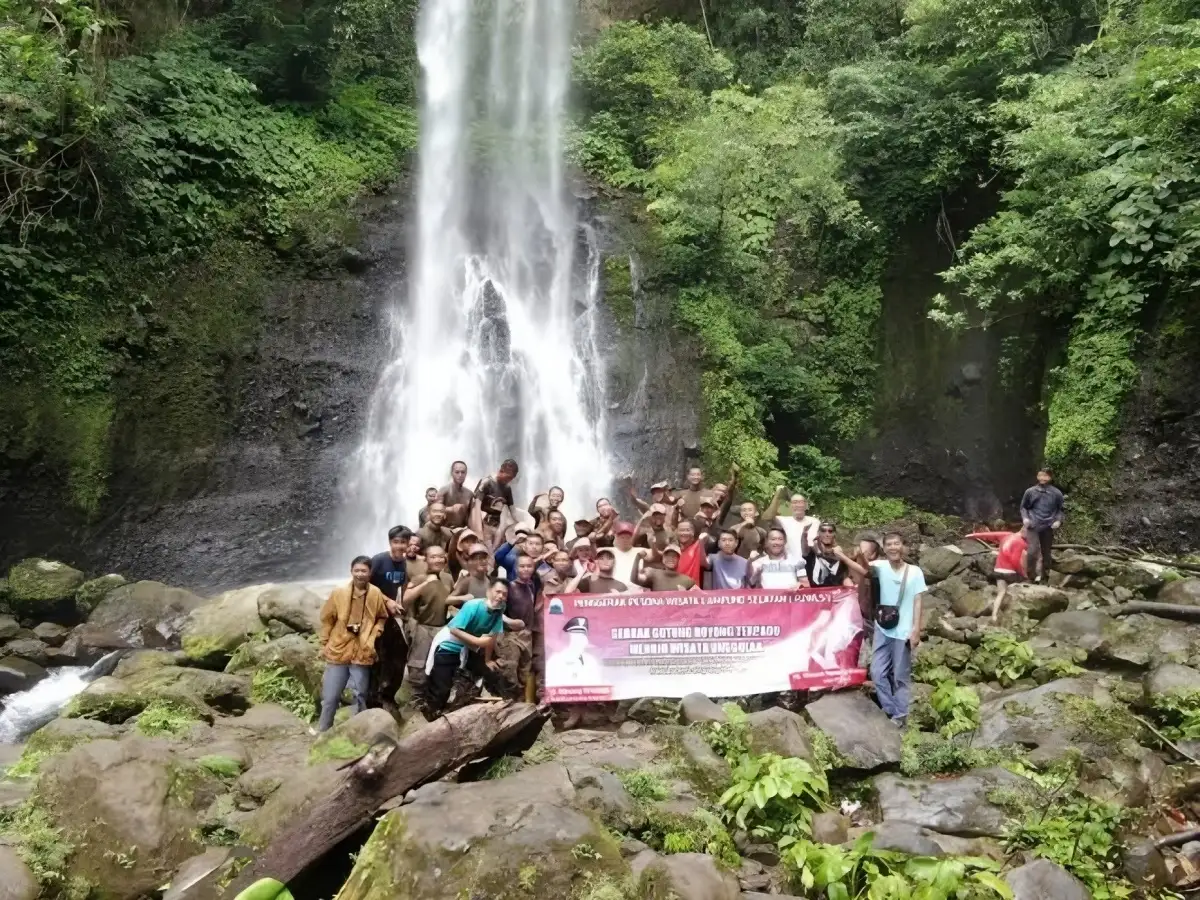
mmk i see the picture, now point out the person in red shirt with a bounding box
[675,519,706,585]
[968,529,1028,622]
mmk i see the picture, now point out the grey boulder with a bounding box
[874,767,1032,837]
[805,691,901,770]
[1004,859,1090,900]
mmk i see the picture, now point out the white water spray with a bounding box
[345,0,611,542]
[0,653,122,743]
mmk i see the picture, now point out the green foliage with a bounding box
[900,730,1017,777]
[616,768,671,803]
[824,496,910,531]
[251,666,317,722]
[0,0,418,510]
[483,755,522,781]
[964,632,1038,686]
[197,755,246,778]
[718,753,828,840]
[1033,655,1086,680]
[930,680,980,738]
[645,807,741,869]
[1149,689,1200,740]
[135,700,203,736]
[1003,799,1131,900]
[308,735,369,764]
[0,801,79,894]
[698,702,751,761]
[782,832,1012,900]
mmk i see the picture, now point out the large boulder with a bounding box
[334,763,627,900]
[1144,663,1200,705]
[0,615,19,642]
[67,664,249,724]
[1004,859,1090,900]
[256,583,325,634]
[633,852,741,900]
[0,845,38,900]
[36,736,225,898]
[180,587,266,665]
[0,639,48,667]
[1005,584,1069,621]
[0,656,48,694]
[975,677,1140,763]
[1162,579,1200,607]
[744,707,812,761]
[951,590,992,618]
[919,546,967,583]
[1035,610,1110,652]
[805,691,901,770]
[679,693,728,725]
[88,581,205,648]
[874,767,1033,837]
[75,574,127,616]
[6,558,85,623]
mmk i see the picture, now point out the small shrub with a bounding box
[718,753,828,840]
[0,802,76,891]
[964,632,1038,686]
[308,735,368,765]
[1150,690,1200,740]
[616,768,671,802]
[697,702,750,760]
[197,755,245,778]
[1003,798,1131,900]
[930,680,980,738]
[483,755,522,780]
[251,666,317,722]
[135,700,203,737]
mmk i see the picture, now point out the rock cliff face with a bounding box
[0,187,702,589]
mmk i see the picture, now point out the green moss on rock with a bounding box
[5,559,85,622]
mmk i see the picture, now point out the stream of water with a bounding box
[344,0,611,545]
[0,652,123,744]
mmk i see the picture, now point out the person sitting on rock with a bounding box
[316,556,388,732]
[423,579,510,717]
[527,485,565,526]
[567,517,594,552]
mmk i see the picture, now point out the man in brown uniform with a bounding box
[633,545,697,592]
[438,460,473,528]
[404,533,427,583]
[635,503,675,554]
[316,556,389,731]
[449,543,492,613]
[733,501,768,559]
[578,547,628,594]
[677,467,708,520]
[418,502,454,551]
[403,544,454,697]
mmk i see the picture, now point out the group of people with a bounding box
[315,458,1064,730]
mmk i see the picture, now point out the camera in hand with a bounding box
[347,623,361,635]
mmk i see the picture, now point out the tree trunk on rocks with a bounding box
[177,701,548,900]
[1114,601,1200,622]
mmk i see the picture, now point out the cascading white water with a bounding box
[0,652,123,743]
[345,0,611,543]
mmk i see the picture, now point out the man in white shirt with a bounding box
[774,493,820,563]
[749,528,809,589]
[609,522,647,589]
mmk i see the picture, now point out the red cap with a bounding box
[615,521,636,536]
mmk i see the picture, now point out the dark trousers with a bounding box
[370,617,408,708]
[1025,527,1054,578]
[423,648,489,717]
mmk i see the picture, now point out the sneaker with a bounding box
[891,716,907,729]
[307,726,318,737]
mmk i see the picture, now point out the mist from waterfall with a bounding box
[344,0,611,544]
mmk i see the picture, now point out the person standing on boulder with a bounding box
[869,532,926,726]
[368,526,411,713]
[472,458,519,546]
[1020,467,1064,583]
[316,556,389,732]
[967,528,1028,622]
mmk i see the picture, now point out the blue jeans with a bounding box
[871,626,911,721]
[318,663,370,731]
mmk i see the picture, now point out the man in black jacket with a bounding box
[1020,467,1065,583]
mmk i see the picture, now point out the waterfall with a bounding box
[345,0,611,544]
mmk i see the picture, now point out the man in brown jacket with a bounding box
[316,556,389,732]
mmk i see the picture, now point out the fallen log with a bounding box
[179,700,547,900]
[1113,601,1200,623]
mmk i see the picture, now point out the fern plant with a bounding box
[930,680,980,738]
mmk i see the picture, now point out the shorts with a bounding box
[989,569,1024,585]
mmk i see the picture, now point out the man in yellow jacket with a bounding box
[316,556,389,731]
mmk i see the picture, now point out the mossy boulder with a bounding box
[180,587,266,665]
[75,574,127,616]
[6,559,86,624]
[255,583,325,634]
[66,664,249,724]
[336,763,630,900]
[36,736,226,898]
[225,633,323,699]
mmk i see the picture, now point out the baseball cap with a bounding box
[615,521,636,536]
[514,525,533,536]
[467,543,489,558]
[456,529,479,544]
[596,546,616,558]
[651,481,670,491]
[662,543,682,556]
[700,495,717,509]
[650,503,669,515]
[574,517,593,526]
[571,537,593,552]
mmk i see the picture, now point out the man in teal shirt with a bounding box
[869,532,926,725]
[422,579,509,717]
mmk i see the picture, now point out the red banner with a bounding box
[542,587,866,702]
